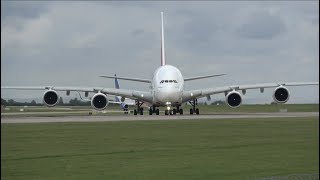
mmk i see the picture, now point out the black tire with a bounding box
[196,108,199,115]
[165,110,168,115]
[179,109,183,115]
[134,109,137,115]
[140,110,143,115]
[149,109,153,115]
[190,108,193,115]
[156,109,160,115]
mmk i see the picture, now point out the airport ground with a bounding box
[1,104,319,180]
[1,104,319,117]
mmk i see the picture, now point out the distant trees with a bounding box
[67,97,90,106]
[1,98,7,106]
[2,99,41,106]
[58,97,64,105]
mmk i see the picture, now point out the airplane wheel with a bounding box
[140,110,143,115]
[190,108,193,115]
[179,109,183,115]
[165,110,168,115]
[196,108,199,115]
[149,109,153,115]
[169,110,173,115]
[134,109,138,115]
[156,109,160,115]
[173,109,176,115]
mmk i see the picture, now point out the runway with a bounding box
[1,112,318,124]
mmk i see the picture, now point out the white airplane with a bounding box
[1,12,318,116]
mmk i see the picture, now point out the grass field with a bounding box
[1,117,319,180]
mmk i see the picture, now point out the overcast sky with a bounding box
[1,1,319,104]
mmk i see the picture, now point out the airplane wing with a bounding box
[99,75,151,83]
[184,74,226,81]
[1,86,153,103]
[181,82,319,102]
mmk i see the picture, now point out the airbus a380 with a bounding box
[2,12,318,115]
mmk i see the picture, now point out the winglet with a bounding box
[161,12,166,66]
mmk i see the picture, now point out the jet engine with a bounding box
[273,86,290,103]
[225,91,242,108]
[120,103,129,110]
[43,90,59,107]
[91,93,109,110]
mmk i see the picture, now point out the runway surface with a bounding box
[1,112,318,124]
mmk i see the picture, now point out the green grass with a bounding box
[1,117,319,180]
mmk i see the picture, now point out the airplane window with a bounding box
[165,80,168,83]
[169,80,173,83]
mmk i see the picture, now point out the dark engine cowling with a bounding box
[225,91,242,108]
[43,90,59,107]
[273,86,290,103]
[91,93,109,110]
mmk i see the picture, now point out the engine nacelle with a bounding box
[273,86,290,103]
[91,93,109,111]
[225,91,242,108]
[43,90,59,107]
[120,103,129,110]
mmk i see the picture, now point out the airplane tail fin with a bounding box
[114,74,120,89]
[161,12,166,66]
[114,74,120,102]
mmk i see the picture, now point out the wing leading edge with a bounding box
[1,86,153,104]
[182,82,319,103]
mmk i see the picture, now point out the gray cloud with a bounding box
[237,11,286,40]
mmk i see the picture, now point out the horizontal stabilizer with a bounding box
[99,75,151,83]
[184,74,226,81]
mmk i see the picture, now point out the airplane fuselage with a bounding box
[152,65,184,106]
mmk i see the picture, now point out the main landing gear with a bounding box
[164,105,183,116]
[189,99,199,115]
[149,106,160,115]
[133,100,144,115]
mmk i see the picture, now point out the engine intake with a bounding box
[43,90,59,107]
[226,91,242,108]
[91,93,109,110]
[273,86,290,103]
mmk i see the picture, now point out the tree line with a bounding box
[1,97,91,106]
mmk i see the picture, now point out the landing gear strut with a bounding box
[134,100,144,115]
[189,99,199,115]
[176,106,183,115]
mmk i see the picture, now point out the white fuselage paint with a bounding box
[151,65,184,106]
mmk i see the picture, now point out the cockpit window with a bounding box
[165,80,168,83]
[169,80,173,83]
[160,80,164,84]
[173,80,178,83]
